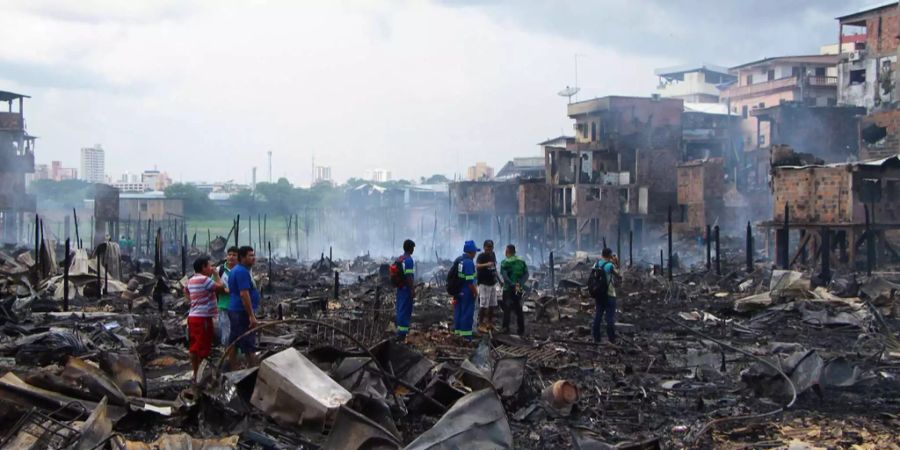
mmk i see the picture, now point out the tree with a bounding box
[164,183,216,218]
[423,174,450,184]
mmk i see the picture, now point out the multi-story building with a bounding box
[80,145,106,184]
[720,55,840,151]
[364,168,391,183]
[141,169,172,191]
[50,161,77,181]
[836,3,899,110]
[466,162,494,181]
[314,166,332,184]
[655,64,735,103]
[0,91,36,243]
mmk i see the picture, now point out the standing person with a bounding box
[216,247,238,346]
[475,240,500,332]
[227,246,260,369]
[184,256,224,381]
[453,240,479,340]
[393,239,416,342]
[500,244,529,335]
[592,248,621,344]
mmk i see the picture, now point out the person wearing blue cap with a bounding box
[454,240,480,340]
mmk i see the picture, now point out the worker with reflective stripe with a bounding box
[395,239,416,342]
[454,240,479,340]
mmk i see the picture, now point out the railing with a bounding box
[807,76,838,87]
[721,75,838,99]
[721,77,798,99]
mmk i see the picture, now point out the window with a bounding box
[742,105,748,118]
[815,67,826,77]
[745,74,753,85]
[791,66,802,78]
[590,122,596,142]
[758,102,765,108]
[850,69,866,84]
[587,187,600,201]
[759,134,766,146]
[767,69,775,81]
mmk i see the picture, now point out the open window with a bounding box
[850,69,866,85]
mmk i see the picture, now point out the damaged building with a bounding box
[837,3,899,110]
[0,91,37,245]
[752,102,866,163]
[767,155,900,273]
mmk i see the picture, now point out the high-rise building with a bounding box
[364,168,391,183]
[80,145,105,184]
[314,166,332,183]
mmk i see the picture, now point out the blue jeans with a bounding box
[228,310,257,354]
[592,296,616,343]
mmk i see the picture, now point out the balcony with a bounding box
[721,77,798,99]
[721,75,838,100]
[0,112,23,131]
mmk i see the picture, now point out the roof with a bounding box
[684,102,730,115]
[729,54,840,71]
[775,154,900,170]
[119,191,170,200]
[0,91,30,102]
[537,136,572,146]
[654,63,731,77]
[836,1,897,21]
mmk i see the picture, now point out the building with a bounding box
[720,55,840,150]
[110,181,151,193]
[0,91,37,243]
[140,169,172,191]
[550,95,684,249]
[466,162,494,181]
[751,102,866,163]
[80,145,106,184]
[675,158,725,233]
[836,3,899,109]
[767,155,900,273]
[49,161,77,181]
[655,64,736,103]
[314,166,332,184]
[495,157,546,180]
[119,191,184,221]
[364,168,391,183]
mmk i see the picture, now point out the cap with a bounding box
[463,240,481,253]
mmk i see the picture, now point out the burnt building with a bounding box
[837,3,899,110]
[0,91,37,244]
[675,158,725,233]
[548,96,682,250]
[752,102,866,163]
[767,155,900,272]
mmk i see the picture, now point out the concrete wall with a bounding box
[860,109,900,160]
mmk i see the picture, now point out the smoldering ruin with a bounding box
[1,4,900,450]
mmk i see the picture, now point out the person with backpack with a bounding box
[589,248,621,344]
[500,244,529,335]
[448,240,479,340]
[391,239,416,342]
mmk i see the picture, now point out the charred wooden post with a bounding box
[659,249,664,275]
[333,270,340,299]
[667,206,673,281]
[780,203,790,269]
[268,241,273,293]
[63,238,70,312]
[73,208,81,249]
[34,213,39,265]
[706,224,712,271]
[820,226,832,283]
[746,221,753,273]
[714,225,721,276]
[628,229,633,268]
[865,204,874,275]
[235,214,240,248]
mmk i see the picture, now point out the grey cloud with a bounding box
[441,0,877,66]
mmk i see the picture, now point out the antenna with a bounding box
[558,86,581,104]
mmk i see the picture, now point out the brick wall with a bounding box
[518,183,550,215]
[865,9,900,55]
[772,166,852,224]
[860,110,900,160]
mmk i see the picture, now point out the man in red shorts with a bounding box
[184,256,225,381]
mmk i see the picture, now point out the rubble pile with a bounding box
[0,241,898,449]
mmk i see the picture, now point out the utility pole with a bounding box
[268,151,273,183]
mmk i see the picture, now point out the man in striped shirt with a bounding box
[184,256,225,381]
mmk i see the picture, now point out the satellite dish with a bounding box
[558,86,580,103]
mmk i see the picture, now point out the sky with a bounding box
[0,0,875,186]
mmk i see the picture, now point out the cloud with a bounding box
[4,0,859,187]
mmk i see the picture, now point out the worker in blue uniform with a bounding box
[395,239,416,342]
[454,240,479,340]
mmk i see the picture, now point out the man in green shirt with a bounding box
[500,244,529,335]
[216,246,238,346]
